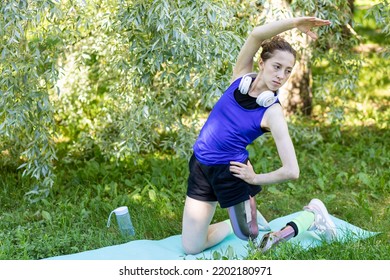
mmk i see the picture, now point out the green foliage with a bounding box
[290,0,363,129]
[0,0,65,200]
[366,1,390,38]
[54,0,250,159]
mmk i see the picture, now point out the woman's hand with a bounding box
[230,160,257,185]
[294,17,331,40]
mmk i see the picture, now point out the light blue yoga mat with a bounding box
[46,212,377,260]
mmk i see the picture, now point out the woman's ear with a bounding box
[259,58,264,70]
[258,59,264,72]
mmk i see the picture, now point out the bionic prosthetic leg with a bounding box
[227,196,270,240]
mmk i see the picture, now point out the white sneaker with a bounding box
[303,198,337,242]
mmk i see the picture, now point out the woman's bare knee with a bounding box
[181,236,204,255]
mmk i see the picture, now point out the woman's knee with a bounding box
[181,237,203,255]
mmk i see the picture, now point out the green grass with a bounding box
[1,3,389,260]
[0,153,189,259]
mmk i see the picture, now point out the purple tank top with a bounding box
[193,78,277,165]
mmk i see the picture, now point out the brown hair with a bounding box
[260,36,296,62]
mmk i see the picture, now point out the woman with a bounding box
[182,17,334,255]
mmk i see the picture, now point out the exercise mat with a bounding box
[46,212,377,260]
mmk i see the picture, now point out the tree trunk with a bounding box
[283,47,313,116]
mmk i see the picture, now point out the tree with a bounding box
[0,0,64,200]
[54,0,257,161]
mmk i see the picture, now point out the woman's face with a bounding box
[260,50,295,91]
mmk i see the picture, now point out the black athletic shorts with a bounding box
[187,154,262,208]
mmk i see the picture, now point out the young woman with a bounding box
[181,17,334,255]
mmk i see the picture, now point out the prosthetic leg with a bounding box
[259,205,319,253]
[227,196,268,240]
[259,226,295,252]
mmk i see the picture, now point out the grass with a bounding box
[0,153,190,259]
[0,3,389,260]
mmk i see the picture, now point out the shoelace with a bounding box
[314,214,328,233]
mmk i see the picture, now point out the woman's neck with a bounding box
[248,77,268,97]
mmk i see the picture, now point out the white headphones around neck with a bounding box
[238,73,278,107]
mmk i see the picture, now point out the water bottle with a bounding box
[107,206,135,237]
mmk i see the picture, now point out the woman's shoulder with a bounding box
[262,103,286,130]
[264,102,285,117]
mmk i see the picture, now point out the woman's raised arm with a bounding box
[232,17,331,81]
